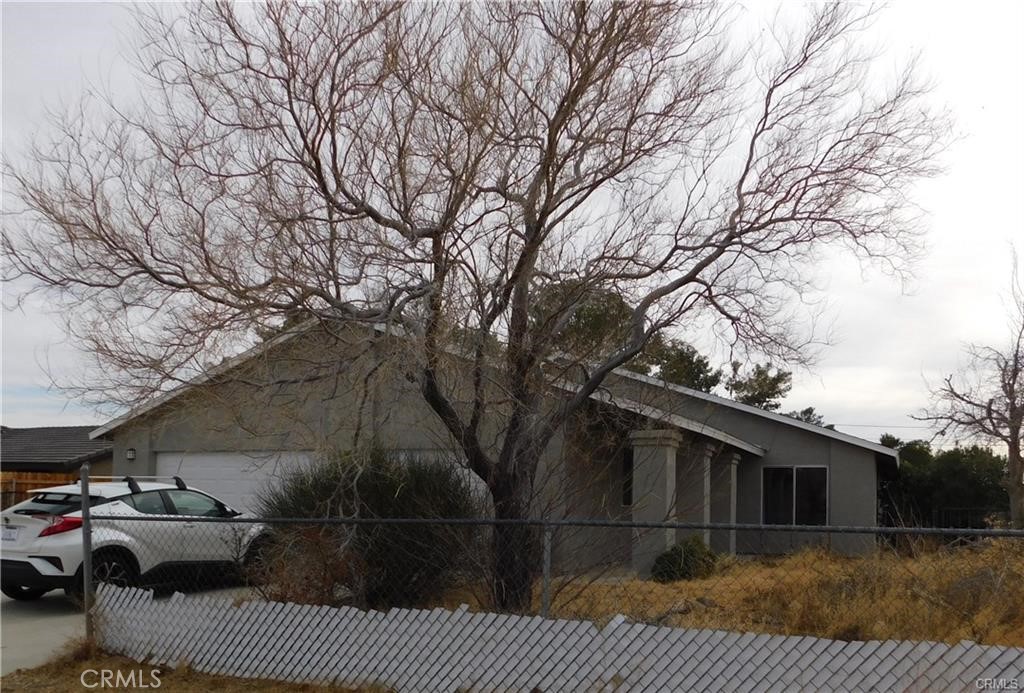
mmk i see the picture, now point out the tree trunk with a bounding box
[489,471,538,612]
[1011,491,1024,530]
[1008,441,1023,530]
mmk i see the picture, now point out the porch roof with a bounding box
[586,390,766,457]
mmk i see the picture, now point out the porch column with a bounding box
[629,429,682,575]
[729,451,740,555]
[702,443,713,546]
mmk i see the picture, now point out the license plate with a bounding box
[2,526,19,542]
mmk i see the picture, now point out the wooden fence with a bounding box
[0,471,78,509]
[94,585,1024,692]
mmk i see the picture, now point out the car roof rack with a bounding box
[172,476,187,490]
[123,476,142,494]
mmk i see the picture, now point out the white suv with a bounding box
[1,477,262,600]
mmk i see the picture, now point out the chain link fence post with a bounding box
[80,460,94,641]
[541,522,552,617]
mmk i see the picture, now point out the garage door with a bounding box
[154,451,313,514]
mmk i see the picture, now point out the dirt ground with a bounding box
[0,641,387,692]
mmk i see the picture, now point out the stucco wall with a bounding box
[111,328,455,477]
[101,331,886,566]
[734,431,877,554]
[600,371,884,554]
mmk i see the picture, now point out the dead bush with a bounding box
[252,448,486,609]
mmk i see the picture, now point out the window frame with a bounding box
[125,490,174,515]
[11,492,107,516]
[760,465,829,526]
[162,488,234,517]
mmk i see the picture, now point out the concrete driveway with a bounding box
[1,591,83,676]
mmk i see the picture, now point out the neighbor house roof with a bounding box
[1,425,113,472]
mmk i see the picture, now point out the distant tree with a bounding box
[726,362,792,411]
[643,338,723,393]
[928,446,1008,524]
[880,436,921,526]
[918,256,1024,528]
[878,436,1009,527]
[535,284,724,392]
[532,284,634,361]
[879,433,903,449]
[895,439,934,469]
[783,406,834,429]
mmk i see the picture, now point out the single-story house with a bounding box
[88,324,898,574]
[1,425,113,508]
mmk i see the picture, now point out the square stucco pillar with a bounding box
[702,442,713,547]
[728,451,740,555]
[629,429,682,575]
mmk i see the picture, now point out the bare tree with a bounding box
[3,1,948,608]
[919,255,1024,528]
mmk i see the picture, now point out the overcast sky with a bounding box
[2,2,1023,447]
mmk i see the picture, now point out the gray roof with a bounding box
[90,319,310,439]
[89,319,898,462]
[576,386,767,456]
[1,425,112,472]
[616,368,900,461]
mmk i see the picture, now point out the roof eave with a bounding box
[613,368,900,460]
[89,317,334,440]
[556,382,766,457]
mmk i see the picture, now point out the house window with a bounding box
[622,448,634,507]
[762,466,828,526]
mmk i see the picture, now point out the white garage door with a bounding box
[155,451,313,514]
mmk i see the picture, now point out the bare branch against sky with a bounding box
[2,1,955,607]
[918,251,1024,527]
[1,0,1022,445]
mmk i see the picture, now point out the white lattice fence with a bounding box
[94,585,1023,692]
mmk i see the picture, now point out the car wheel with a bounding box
[66,551,140,605]
[1,584,48,600]
[92,552,139,589]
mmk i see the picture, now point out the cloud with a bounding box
[1,1,1022,439]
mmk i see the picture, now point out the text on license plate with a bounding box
[1,526,19,541]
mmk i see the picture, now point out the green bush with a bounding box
[650,536,717,583]
[255,447,485,609]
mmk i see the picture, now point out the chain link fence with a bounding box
[6,467,1020,689]
[74,484,1024,690]
[83,514,1024,643]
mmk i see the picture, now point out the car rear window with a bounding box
[10,493,107,516]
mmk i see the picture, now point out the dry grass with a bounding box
[0,638,392,692]
[5,542,1018,690]
[442,539,1024,645]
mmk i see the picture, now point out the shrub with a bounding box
[650,536,717,583]
[254,447,485,609]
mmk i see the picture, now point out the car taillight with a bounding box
[37,515,84,537]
